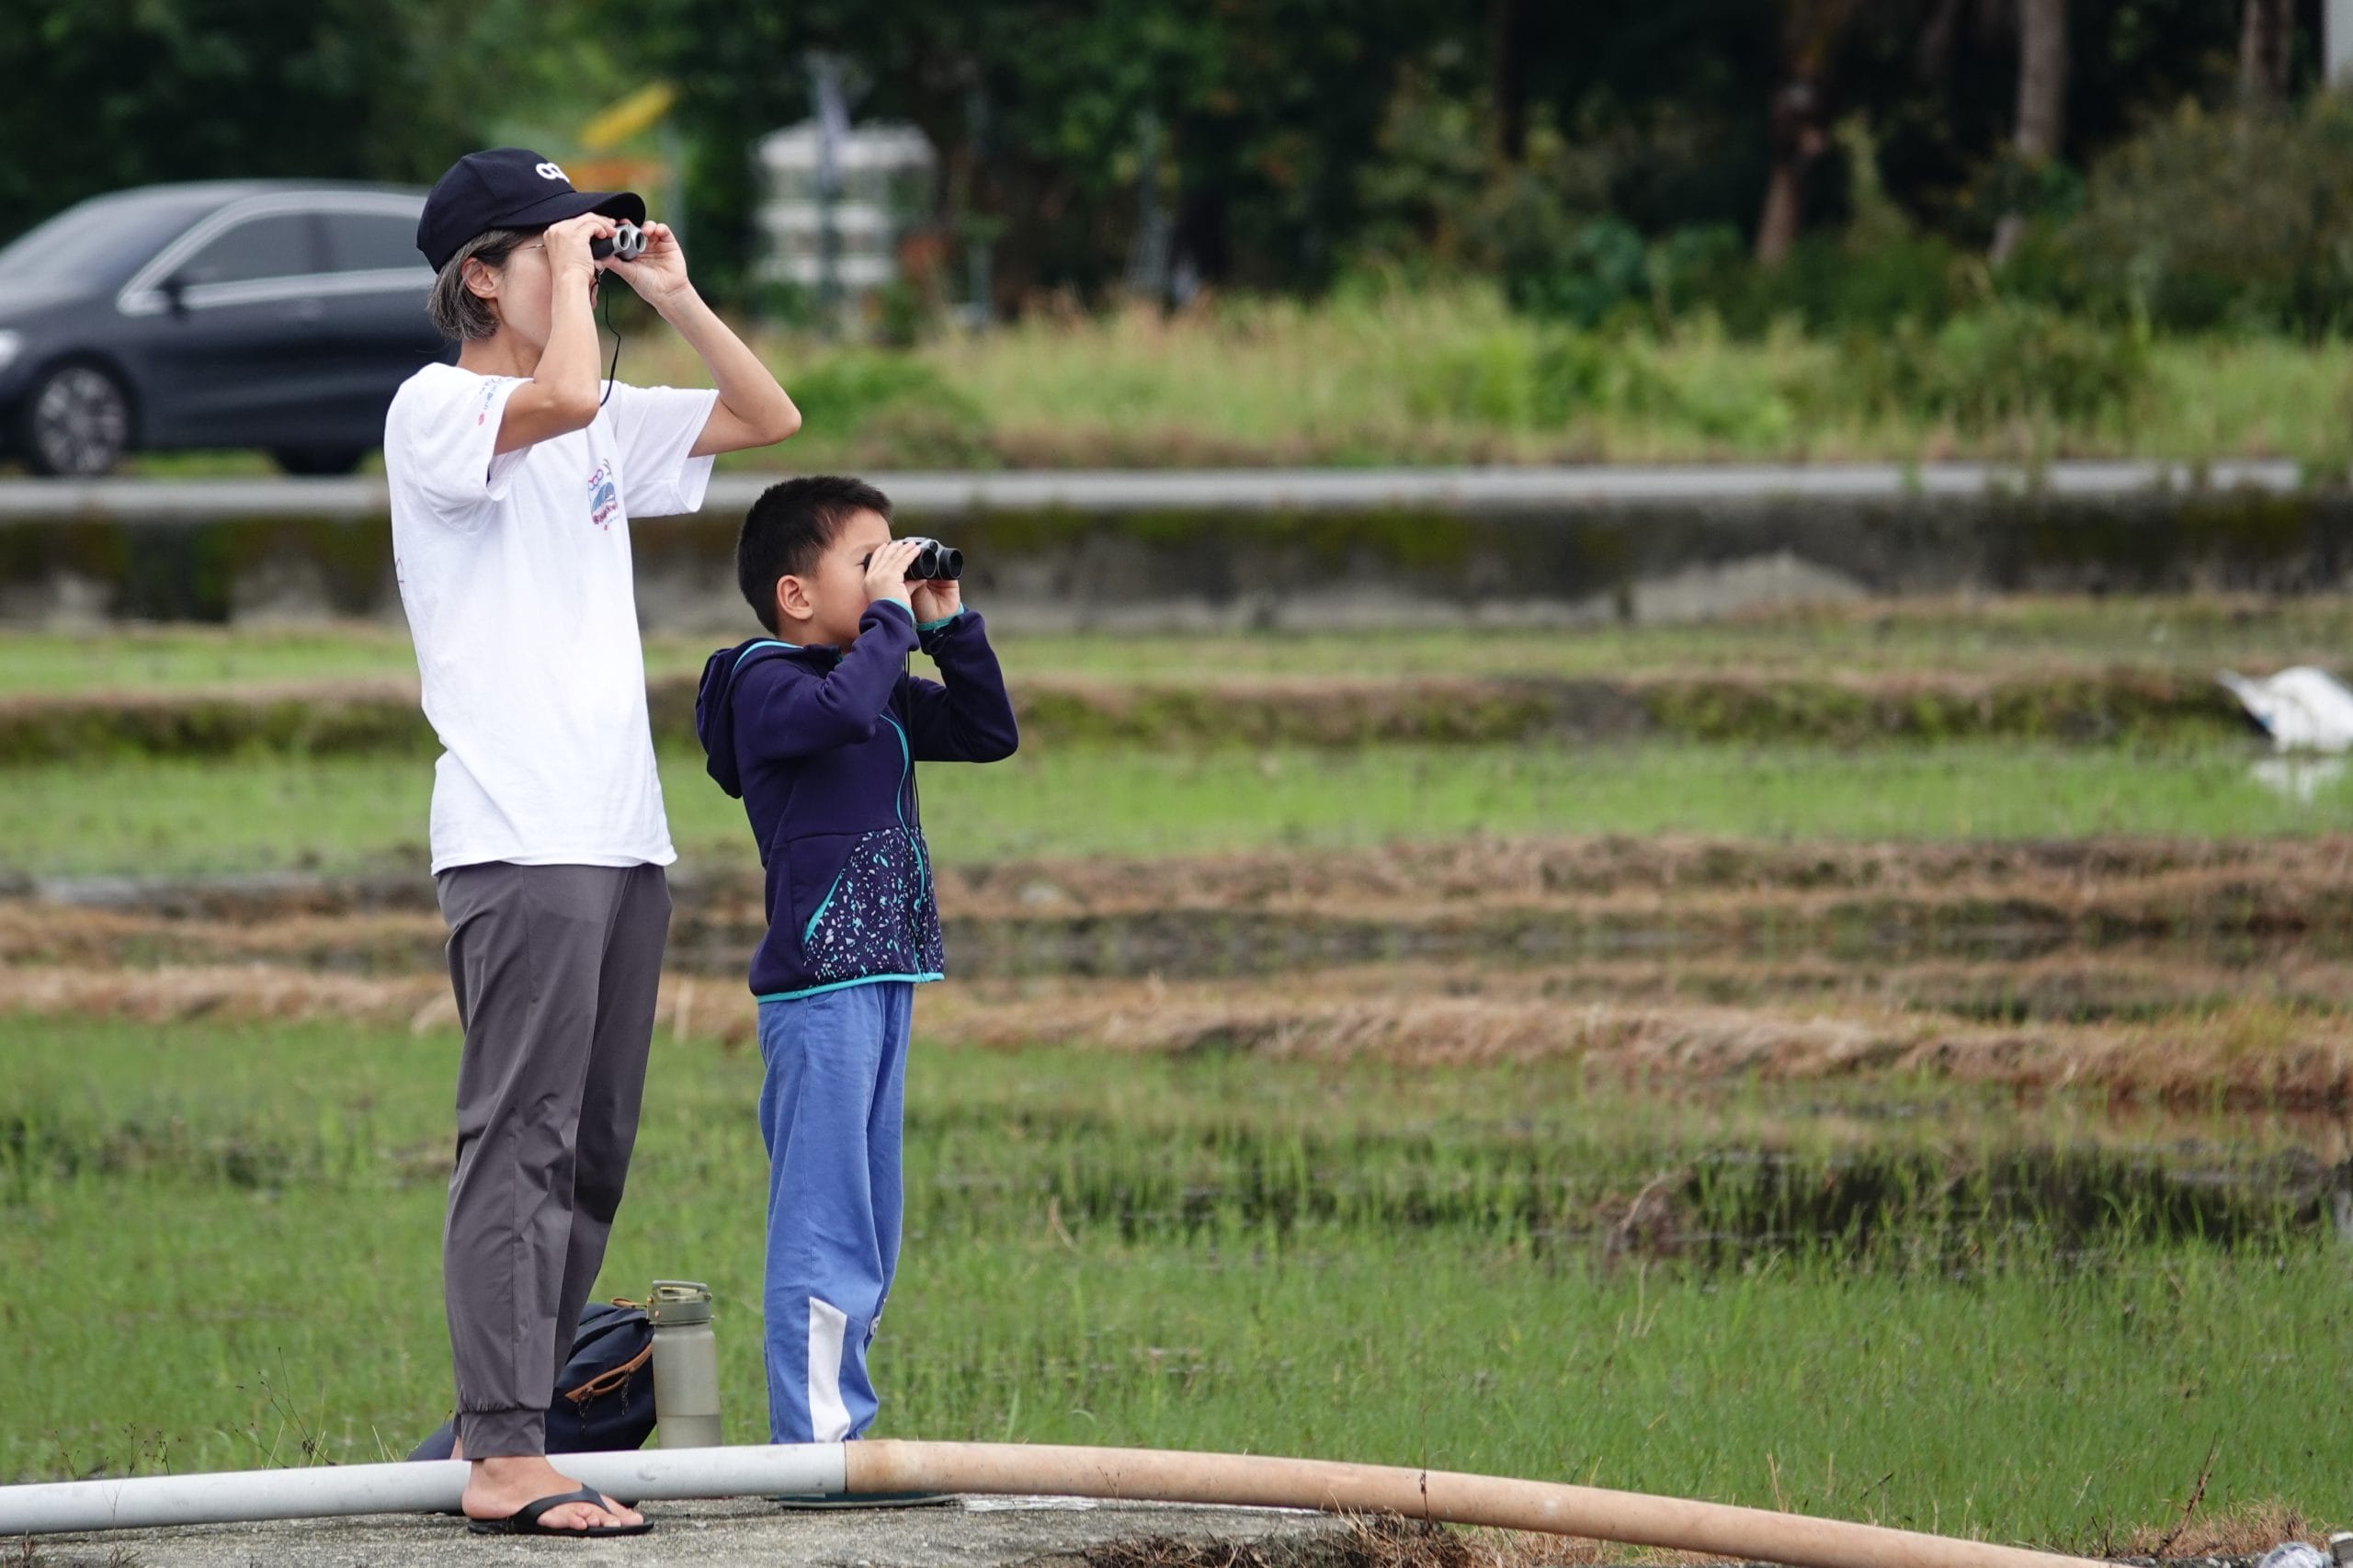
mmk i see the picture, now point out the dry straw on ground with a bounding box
[11,958,2353,1108]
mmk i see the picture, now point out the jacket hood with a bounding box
[695,638,816,798]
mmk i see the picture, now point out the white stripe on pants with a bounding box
[806,1297,854,1443]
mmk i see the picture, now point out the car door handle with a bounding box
[292,297,324,323]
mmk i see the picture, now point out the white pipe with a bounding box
[0,1444,844,1536]
[0,1439,2106,1568]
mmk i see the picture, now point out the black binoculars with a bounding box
[870,541,960,584]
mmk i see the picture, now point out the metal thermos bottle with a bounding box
[648,1280,722,1449]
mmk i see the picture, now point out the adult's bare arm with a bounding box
[492,212,615,455]
[607,222,801,457]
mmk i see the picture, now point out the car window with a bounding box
[176,213,318,287]
[322,211,426,274]
[0,191,228,289]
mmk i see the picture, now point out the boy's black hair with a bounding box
[736,475,894,634]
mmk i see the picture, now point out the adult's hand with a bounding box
[606,222,691,311]
[541,212,614,289]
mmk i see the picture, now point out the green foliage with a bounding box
[1404,326,1574,426]
[869,278,937,349]
[789,352,970,427]
[1835,301,2150,430]
[1506,217,1650,326]
[0,0,628,224]
[782,350,991,464]
[1395,314,1813,446]
[2069,97,2353,335]
[1350,69,1498,270]
[1643,224,1747,318]
[612,0,1458,302]
[0,0,2279,320]
[1702,231,1974,334]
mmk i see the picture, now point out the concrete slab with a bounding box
[0,460,2314,523]
[17,1495,1347,1568]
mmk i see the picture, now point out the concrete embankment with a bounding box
[3,462,2346,630]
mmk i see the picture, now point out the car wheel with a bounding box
[24,362,133,476]
[270,446,369,477]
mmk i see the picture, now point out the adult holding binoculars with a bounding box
[384,148,802,1539]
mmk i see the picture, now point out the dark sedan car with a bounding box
[0,182,453,476]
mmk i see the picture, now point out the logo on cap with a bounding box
[535,161,568,183]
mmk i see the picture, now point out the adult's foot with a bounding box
[460,1453,642,1532]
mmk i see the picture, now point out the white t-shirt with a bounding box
[386,363,719,873]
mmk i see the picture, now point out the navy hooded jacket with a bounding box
[695,600,1018,1001]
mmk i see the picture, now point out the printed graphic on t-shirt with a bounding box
[473,377,512,428]
[587,461,620,529]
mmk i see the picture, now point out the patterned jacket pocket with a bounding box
[797,827,926,983]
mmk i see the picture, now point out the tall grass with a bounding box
[107,285,2353,474]
[612,284,2353,470]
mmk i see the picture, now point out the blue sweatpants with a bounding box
[756,981,913,1444]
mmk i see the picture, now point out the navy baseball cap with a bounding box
[416,148,646,272]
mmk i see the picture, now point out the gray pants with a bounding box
[436,860,672,1459]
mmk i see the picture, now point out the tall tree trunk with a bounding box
[1990,0,2067,265]
[2240,0,2292,109]
[1754,1,1849,266]
[2013,0,2067,163]
[1488,0,1530,165]
[1755,82,1824,266]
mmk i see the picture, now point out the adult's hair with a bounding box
[737,475,896,634]
[426,227,538,342]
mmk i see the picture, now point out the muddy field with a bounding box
[10,835,2353,1108]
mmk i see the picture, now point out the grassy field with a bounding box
[6,1014,2342,1547]
[9,601,2352,1549]
[106,287,2353,472]
[6,740,2347,880]
[6,597,2351,696]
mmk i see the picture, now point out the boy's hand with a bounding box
[863,539,924,607]
[606,221,692,311]
[910,577,961,624]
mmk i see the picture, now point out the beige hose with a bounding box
[850,1442,2108,1568]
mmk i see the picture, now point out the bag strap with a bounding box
[561,1298,654,1404]
[566,1343,653,1404]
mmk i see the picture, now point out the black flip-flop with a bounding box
[467,1485,653,1537]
